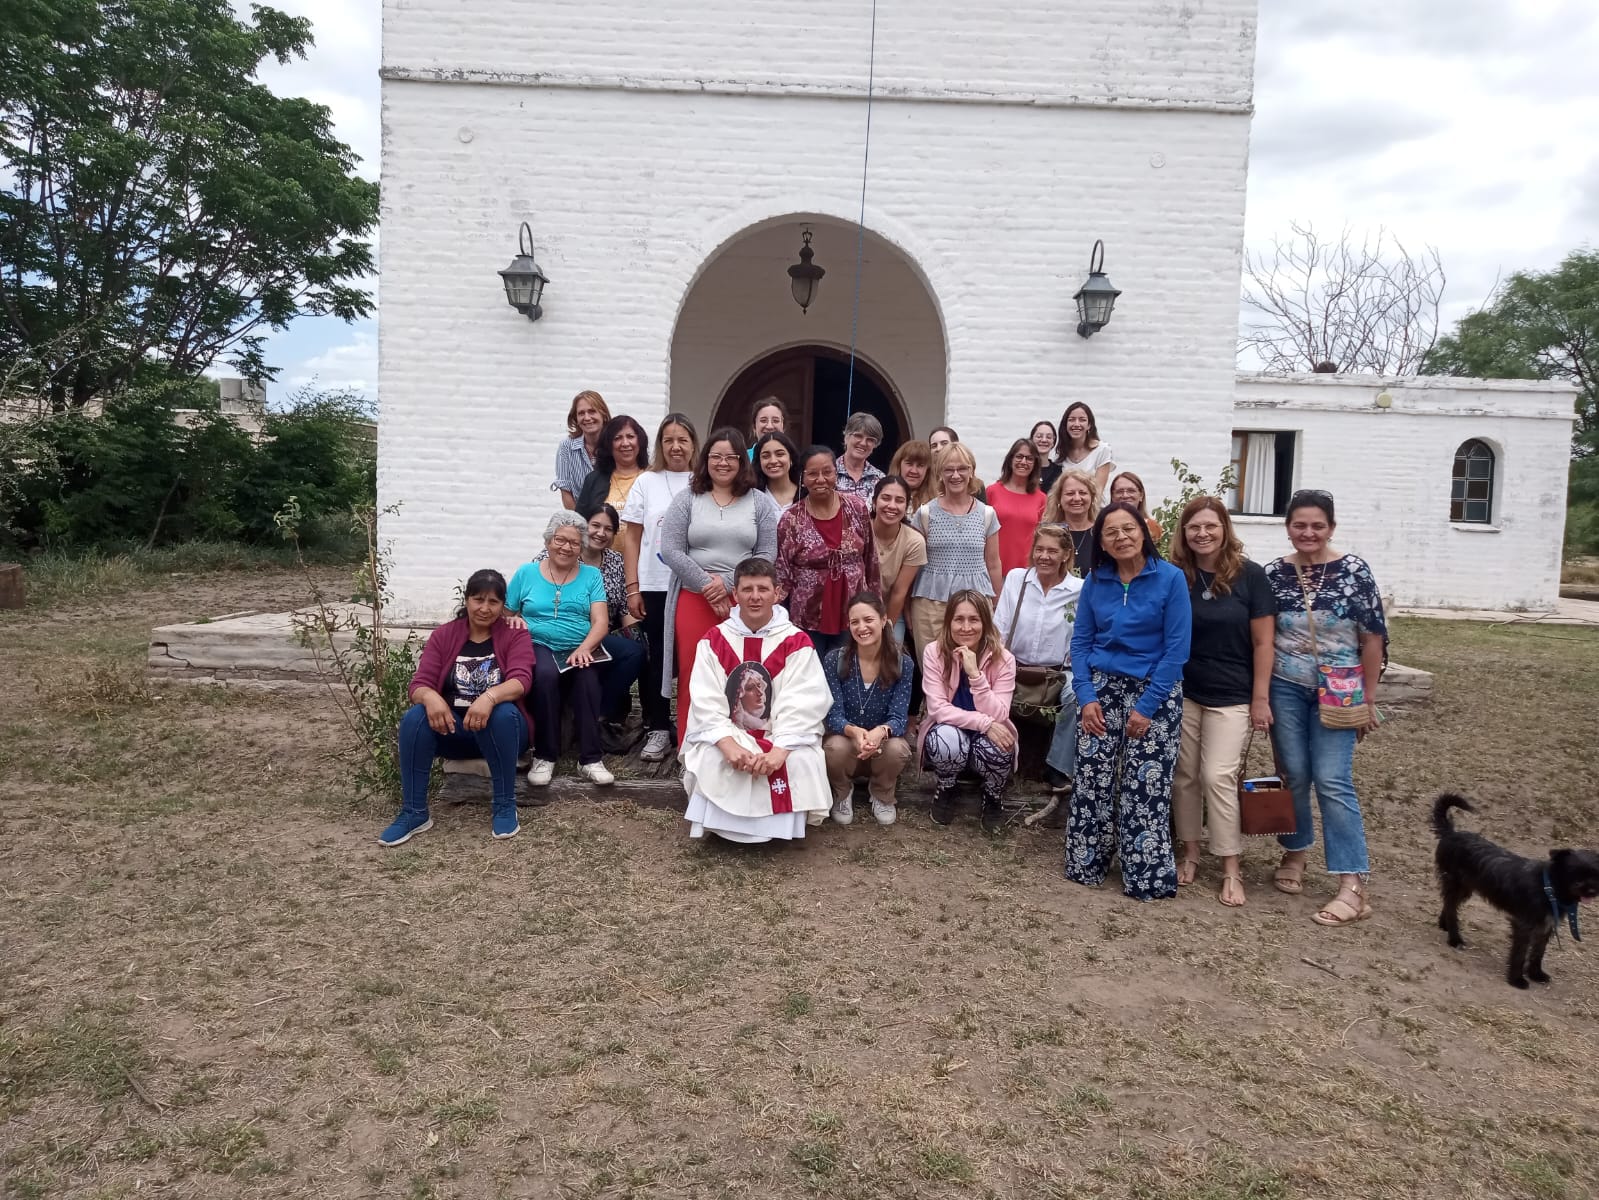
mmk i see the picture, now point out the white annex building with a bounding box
[375,0,1576,618]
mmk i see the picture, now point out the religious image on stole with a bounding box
[725,662,773,732]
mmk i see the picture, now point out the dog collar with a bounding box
[1543,869,1582,942]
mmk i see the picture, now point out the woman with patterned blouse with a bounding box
[775,446,880,657]
[822,592,915,827]
[1265,489,1387,927]
[907,442,1003,658]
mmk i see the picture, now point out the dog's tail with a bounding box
[1432,793,1474,838]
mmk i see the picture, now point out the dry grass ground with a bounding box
[2,568,1598,1199]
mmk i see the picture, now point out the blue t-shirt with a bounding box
[505,561,606,656]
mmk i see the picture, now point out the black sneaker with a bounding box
[930,789,956,826]
[980,799,1006,834]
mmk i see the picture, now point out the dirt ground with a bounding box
[2,567,1598,1199]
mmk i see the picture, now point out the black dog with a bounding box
[1433,794,1599,989]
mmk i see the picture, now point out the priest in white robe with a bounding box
[681,557,832,842]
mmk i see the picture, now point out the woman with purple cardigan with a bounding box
[379,569,535,847]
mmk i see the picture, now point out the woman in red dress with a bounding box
[987,438,1048,576]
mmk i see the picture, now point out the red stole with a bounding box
[704,627,812,814]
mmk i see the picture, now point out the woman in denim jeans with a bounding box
[1264,490,1387,927]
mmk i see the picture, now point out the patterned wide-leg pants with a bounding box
[1063,670,1183,901]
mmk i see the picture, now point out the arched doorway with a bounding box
[713,346,907,469]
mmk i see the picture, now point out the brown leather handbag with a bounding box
[1003,571,1065,719]
[1238,729,1297,837]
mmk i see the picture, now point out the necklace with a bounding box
[711,489,738,518]
[547,561,579,618]
[1197,568,1217,601]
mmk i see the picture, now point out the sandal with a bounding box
[1312,880,1372,927]
[1273,856,1306,895]
[1176,856,1200,887]
[1218,873,1246,908]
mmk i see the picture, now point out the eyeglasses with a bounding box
[849,434,881,446]
[706,453,740,465]
[548,536,582,550]
[1104,528,1142,542]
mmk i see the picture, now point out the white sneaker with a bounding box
[870,798,897,826]
[831,793,855,825]
[526,759,555,786]
[805,810,826,827]
[640,730,672,762]
[580,761,615,786]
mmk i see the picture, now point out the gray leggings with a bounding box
[922,723,1014,798]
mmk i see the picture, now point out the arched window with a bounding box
[1451,439,1495,524]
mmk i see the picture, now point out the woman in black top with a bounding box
[575,416,650,518]
[1169,496,1276,907]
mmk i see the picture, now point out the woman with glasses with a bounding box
[834,412,886,499]
[1264,488,1386,927]
[505,512,615,787]
[907,442,1003,658]
[1109,471,1164,541]
[776,446,880,656]
[988,438,1048,575]
[1064,503,1190,901]
[659,429,780,746]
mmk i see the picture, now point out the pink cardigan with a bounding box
[410,616,535,742]
[918,640,1017,762]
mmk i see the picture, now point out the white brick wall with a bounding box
[377,1,1258,618]
[1231,374,1578,611]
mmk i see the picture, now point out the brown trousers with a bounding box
[823,735,912,805]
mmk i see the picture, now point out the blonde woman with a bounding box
[907,443,1002,657]
[1042,468,1103,577]
[1169,497,1276,907]
[918,590,1017,831]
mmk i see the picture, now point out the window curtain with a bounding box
[1243,433,1277,514]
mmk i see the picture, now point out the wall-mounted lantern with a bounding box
[1073,239,1121,338]
[787,228,825,314]
[499,222,549,321]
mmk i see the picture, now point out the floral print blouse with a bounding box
[775,493,880,633]
[1265,554,1387,689]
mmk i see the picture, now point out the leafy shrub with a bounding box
[1151,458,1238,558]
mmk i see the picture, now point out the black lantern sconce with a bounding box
[787,228,825,314]
[499,222,550,321]
[1072,240,1121,338]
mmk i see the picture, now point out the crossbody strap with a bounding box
[1292,560,1322,662]
[1004,570,1030,652]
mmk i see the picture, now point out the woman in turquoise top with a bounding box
[506,511,615,787]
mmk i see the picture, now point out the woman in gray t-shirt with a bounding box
[659,429,778,743]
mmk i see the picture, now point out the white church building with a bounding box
[375,0,1576,619]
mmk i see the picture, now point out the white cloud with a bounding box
[285,326,378,397]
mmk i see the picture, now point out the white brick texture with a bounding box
[376,1,1259,618]
[1231,375,1577,611]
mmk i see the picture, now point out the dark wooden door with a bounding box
[715,346,907,464]
[717,351,816,448]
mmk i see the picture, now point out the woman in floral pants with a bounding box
[1063,504,1192,901]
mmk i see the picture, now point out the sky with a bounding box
[246,0,1599,405]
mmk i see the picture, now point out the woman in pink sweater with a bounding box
[919,590,1017,831]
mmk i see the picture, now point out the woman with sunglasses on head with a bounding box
[1264,489,1387,927]
[1109,471,1164,541]
[1169,497,1276,908]
[1041,467,1103,578]
[753,430,801,511]
[575,414,649,519]
[776,446,880,657]
[659,429,780,746]
[621,413,699,761]
[1064,503,1190,901]
[552,390,611,511]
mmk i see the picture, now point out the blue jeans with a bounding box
[599,632,646,719]
[1044,693,1080,781]
[1269,677,1370,875]
[398,701,527,815]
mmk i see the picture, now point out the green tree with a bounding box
[0,0,378,410]
[1424,250,1599,455]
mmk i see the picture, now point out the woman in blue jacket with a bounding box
[1064,502,1191,900]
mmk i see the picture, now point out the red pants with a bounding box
[675,589,722,745]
